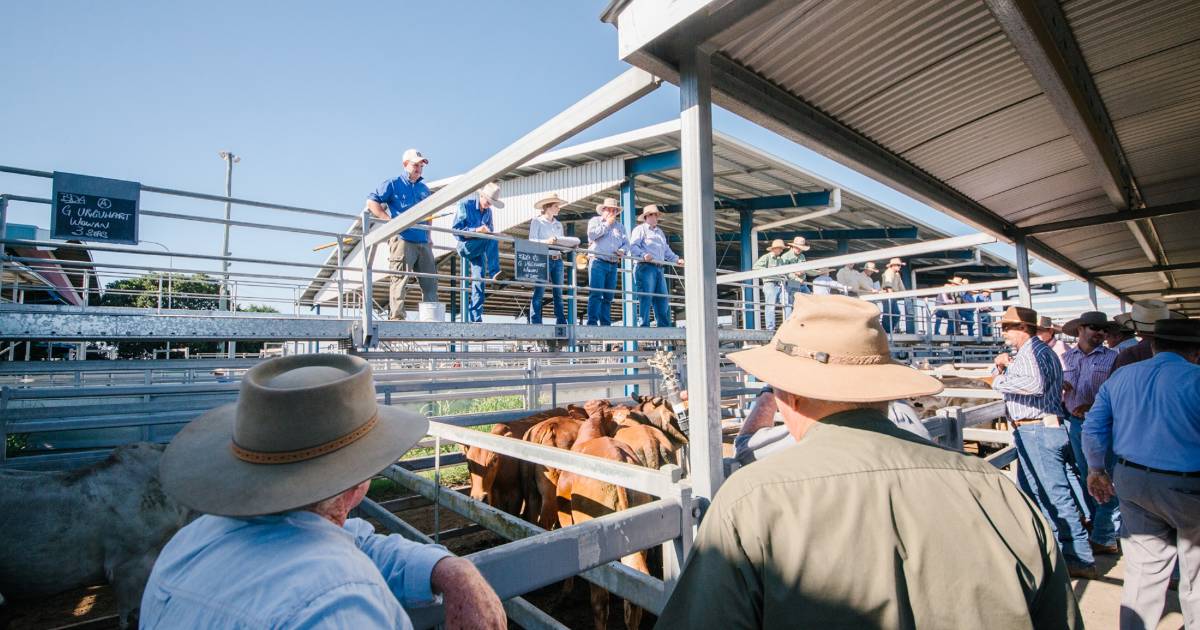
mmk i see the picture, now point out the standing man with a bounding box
[878,257,906,333]
[780,236,811,318]
[1037,316,1071,366]
[453,182,504,323]
[527,193,577,326]
[809,267,840,296]
[1084,319,1200,629]
[752,239,789,330]
[1112,299,1172,373]
[934,278,960,335]
[991,306,1097,578]
[1061,311,1120,555]
[978,289,995,337]
[1104,313,1138,352]
[367,149,437,320]
[836,263,861,297]
[585,198,627,326]
[628,205,682,328]
[960,279,977,337]
[656,296,1081,629]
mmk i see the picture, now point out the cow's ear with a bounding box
[652,396,664,406]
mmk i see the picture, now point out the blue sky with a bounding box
[1,1,1098,312]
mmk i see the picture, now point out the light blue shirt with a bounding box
[1082,351,1200,473]
[629,223,679,265]
[586,215,627,262]
[141,511,452,629]
[527,215,563,244]
[369,176,432,243]
[992,337,1067,420]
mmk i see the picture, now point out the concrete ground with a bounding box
[1074,552,1184,629]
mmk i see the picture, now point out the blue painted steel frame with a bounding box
[621,176,638,396]
[624,150,681,176]
[739,209,755,329]
[706,226,919,242]
[661,190,831,213]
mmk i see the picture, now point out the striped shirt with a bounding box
[1062,344,1117,416]
[992,337,1067,420]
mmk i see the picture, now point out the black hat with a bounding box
[1063,311,1111,337]
[1152,318,1200,343]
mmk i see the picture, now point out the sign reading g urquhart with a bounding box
[51,172,141,245]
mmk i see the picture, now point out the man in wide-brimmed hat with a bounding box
[629,205,683,327]
[1104,313,1138,352]
[1036,315,1071,366]
[1111,299,1173,373]
[877,257,906,333]
[991,306,1097,577]
[368,149,439,320]
[656,295,1081,629]
[527,193,579,326]
[585,197,628,326]
[780,236,812,315]
[1084,318,1200,628]
[141,355,504,628]
[934,277,962,336]
[1061,311,1121,554]
[752,238,789,330]
[453,182,506,323]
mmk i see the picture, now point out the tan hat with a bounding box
[887,257,905,267]
[1130,299,1171,334]
[997,306,1038,327]
[789,236,811,251]
[1037,315,1060,332]
[862,261,879,274]
[160,354,427,517]
[728,295,943,402]
[534,193,569,211]
[639,204,662,221]
[596,197,621,213]
[768,239,786,251]
[402,148,429,165]
[478,182,505,209]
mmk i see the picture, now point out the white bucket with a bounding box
[418,302,446,322]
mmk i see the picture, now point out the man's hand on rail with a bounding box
[431,557,506,630]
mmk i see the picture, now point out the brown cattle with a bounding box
[463,414,548,516]
[519,415,583,529]
[631,395,688,447]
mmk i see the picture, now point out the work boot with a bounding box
[1090,541,1120,555]
[1067,563,1100,580]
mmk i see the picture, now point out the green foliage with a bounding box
[237,304,279,313]
[5,433,30,457]
[424,395,524,418]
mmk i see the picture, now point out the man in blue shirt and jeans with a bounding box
[628,205,683,327]
[368,149,438,320]
[453,182,504,323]
[1084,318,1200,630]
[586,198,627,326]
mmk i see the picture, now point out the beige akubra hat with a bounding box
[479,182,505,209]
[596,197,621,213]
[728,295,943,402]
[535,193,569,211]
[639,204,663,221]
[768,239,786,251]
[1130,299,1171,334]
[789,236,811,251]
[160,354,427,517]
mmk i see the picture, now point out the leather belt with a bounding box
[1012,418,1044,426]
[1118,457,1200,478]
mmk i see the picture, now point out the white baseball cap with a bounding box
[402,149,429,165]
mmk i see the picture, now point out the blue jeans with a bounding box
[761,282,785,329]
[1067,416,1121,546]
[785,281,807,320]
[963,310,976,336]
[586,259,618,326]
[463,240,499,323]
[934,310,954,335]
[1013,423,1095,566]
[635,263,672,327]
[881,298,900,333]
[530,257,565,325]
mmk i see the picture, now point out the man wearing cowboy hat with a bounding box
[835,263,877,298]
[878,257,906,333]
[780,236,811,317]
[453,182,505,323]
[1083,318,1200,629]
[527,193,579,326]
[141,355,505,628]
[991,306,1096,577]
[585,197,628,326]
[656,295,1080,629]
[1037,316,1071,366]
[1061,311,1120,554]
[933,277,962,336]
[628,204,683,328]
[1104,313,1138,352]
[752,239,789,330]
[368,149,439,320]
[809,267,840,295]
[1111,299,1173,373]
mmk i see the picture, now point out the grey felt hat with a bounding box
[160,354,427,517]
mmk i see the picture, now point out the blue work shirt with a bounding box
[140,511,452,629]
[629,223,679,265]
[1083,351,1200,473]
[369,176,432,243]
[452,198,495,260]
[586,215,627,263]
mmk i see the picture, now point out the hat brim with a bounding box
[1153,332,1200,343]
[535,198,567,211]
[639,212,660,221]
[1062,318,1082,337]
[483,197,505,209]
[728,344,943,403]
[160,404,427,517]
[790,244,811,251]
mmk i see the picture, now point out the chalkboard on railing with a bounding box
[50,172,141,245]
[515,239,549,284]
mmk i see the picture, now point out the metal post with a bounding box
[336,241,345,318]
[835,240,850,255]
[218,151,239,311]
[360,209,376,349]
[621,177,637,395]
[679,45,723,503]
[1086,279,1098,310]
[739,208,755,329]
[904,266,917,334]
[1014,234,1033,308]
[0,194,8,241]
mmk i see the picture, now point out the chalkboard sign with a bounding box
[515,239,550,284]
[51,172,141,245]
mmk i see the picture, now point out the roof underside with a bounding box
[607,0,1200,315]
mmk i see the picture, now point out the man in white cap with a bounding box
[656,295,1080,629]
[585,198,628,326]
[142,355,505,628]
[1111,299,1172,373]
[878,257,906,333]
[453,182,505,323]
[780,236,811,319]
[752,238,789,330]
[629,204,683,327]
[367,149,438,320]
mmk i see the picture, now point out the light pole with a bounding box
[218,151,240,311]
[141,240,174,310]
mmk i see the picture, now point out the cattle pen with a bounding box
[4,0,1199,627]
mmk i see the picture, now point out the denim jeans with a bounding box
[934,310,953,335]
[530,257,565,325]
[1067,416,1121,546]
[784,280,807,320]
[1013,423,1095,566]
[635,263,672,327]
[586,259,618,326]
[881,298,900,333]
[963,310,976,336]
[761,282,785,329]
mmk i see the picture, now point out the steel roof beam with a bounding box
[660,190,831,213]
[1019,199,1200,235]
[624,150,681,175]
[703,226,918,242]
[1092,262,1200,277]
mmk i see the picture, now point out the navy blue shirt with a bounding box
[369,175,432,243]
[452,198,494,259]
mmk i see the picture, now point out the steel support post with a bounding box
[360,209,377,348]
[621,177,638,394]
[679,45,723,503]
[739,208,755,329]
[904,266,917,334]
[1087,280,1099,310]
[1014,234,1033,308]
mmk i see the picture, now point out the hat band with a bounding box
[231,413,379,465]
[775,341,888,365]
